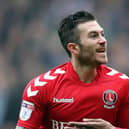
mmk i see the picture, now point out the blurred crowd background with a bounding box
[0,0,129,128]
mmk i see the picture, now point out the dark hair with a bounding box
[58,11,95,57]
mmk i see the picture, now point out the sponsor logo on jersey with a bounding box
[103,90,117,109]
[19,100,35,121]
[53,97,74,103]
[51,119,69,129]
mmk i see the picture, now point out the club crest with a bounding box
[103,90,117,109]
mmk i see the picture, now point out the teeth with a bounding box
[96,48,105,52]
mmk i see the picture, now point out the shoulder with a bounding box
[100,65,129,95]
[100,65,129,80]
[30,62,67,87]
[23,62,67,99]
[99,65,129,89]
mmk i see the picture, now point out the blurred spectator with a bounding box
[109,33,129,74]
[0,51,16,128]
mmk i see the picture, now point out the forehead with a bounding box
[77,21,103,33]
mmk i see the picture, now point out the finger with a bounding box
[83,118,104,122]
[64,126,77,129]
[64,126,89,129]
[69,121,93,127]
[69,121,101,128]
[64,126,71,129]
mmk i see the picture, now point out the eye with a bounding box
[101,32,105,37]
[89,32,98,38]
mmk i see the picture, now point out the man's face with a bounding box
[77,20,108,66]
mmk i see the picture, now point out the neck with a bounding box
[71,59,97,83]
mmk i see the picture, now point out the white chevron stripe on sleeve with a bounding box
[106,68,118,76]
[34,76,47,86]
[120,74,129,79]
[54,68,66,74]
[27,85,39,97]
[44,71,57,80]
[27,68,66,97]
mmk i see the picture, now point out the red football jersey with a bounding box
[17,61,129,129]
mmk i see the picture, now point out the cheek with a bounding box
[81,47,95,57]
[78,47,96,65]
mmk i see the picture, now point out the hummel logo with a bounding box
[53,97,74,103]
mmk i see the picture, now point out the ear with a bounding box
[67,43,80,55]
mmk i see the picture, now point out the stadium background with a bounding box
[0,0,129,128]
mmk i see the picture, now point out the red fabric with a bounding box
[17,61,129,129]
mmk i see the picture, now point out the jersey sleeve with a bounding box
[116,80,129,129]
[17,75,50,129]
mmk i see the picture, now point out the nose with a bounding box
[98,36,107,45]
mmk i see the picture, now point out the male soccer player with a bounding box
[15,11,129,129]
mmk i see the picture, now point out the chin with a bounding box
[100,60,108,64]
[96,59,108,65]
[96,55,108,64]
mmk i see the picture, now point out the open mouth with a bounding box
[96,48,106,53]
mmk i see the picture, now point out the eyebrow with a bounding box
[88,30,104,35]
